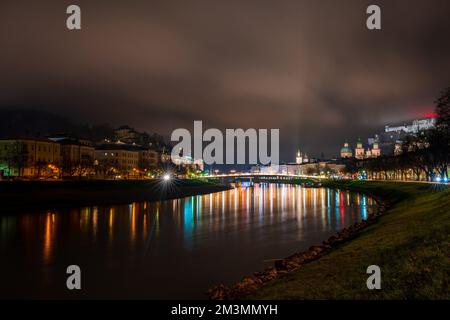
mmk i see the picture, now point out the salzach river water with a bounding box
[0,183,377,299]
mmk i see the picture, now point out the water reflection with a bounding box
[43,212,55,264]
[0,184,376,299]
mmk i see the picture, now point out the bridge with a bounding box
[199,173,448,186]
[200,172,326,184]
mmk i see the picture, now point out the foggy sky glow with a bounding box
[1,0,449,160]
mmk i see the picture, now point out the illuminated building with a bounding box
[340,142,353,158]
[295,148,309,164]
[51,138,95,177]
[355,138,365,159]
[371,142,381,157]
[394,141,403,156]
[259,164,282,175]
[367,117,436,155]
[258,150,345,176]
[285,162,345,176]
[139,148,160,170]
[295,150,302,164]
[340,140,381,159]
[114,125,139,144]
[0,138,61,177]
[303,153,309,163]
[385,118,436,134]
[94,144,139,177]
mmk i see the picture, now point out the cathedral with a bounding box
[296,149,309,164]
[340,139,380,159]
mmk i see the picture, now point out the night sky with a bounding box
[1,0,449,161]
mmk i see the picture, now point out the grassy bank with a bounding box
[247,180,450,299]
[0,179,230,214]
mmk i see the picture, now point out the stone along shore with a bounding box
[207,191,387,300]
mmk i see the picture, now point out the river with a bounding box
[0,183,377,299]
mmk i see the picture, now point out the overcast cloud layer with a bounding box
[1,0,449,160]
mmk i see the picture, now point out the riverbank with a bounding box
[209,180,450,299]
[0,179,231,214]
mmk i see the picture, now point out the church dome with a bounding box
[341,146,352,153]
[340,142,351,153]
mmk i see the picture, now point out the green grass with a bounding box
[246,180,450,299]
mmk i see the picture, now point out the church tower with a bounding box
[340,142,353,158]
[355,138,365,159]
[371,142,381,157]
[303,153,309,163]
[296,150,303,164]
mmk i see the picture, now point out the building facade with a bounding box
[385,118,436,134]
[114,125,139,144]
[94,145,140,177]
[138,148,160,170]
[355,139,365,159]
[0,138,61,177]
[59,139,95,177]
[257,150,345,177]
[340,140,381,160]
[340,142,353,158]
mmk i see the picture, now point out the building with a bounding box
[303,153,309,163]
[161,152,171,164]
[94,143,164,178]
[138,148,160,170]
[385,118,436,134]
[355,138,365,159]
[94,144,140,177]
[0,138,61,178]
[295,150,302,164]
[258,162,345,177]
[340,139,381,160]
[371,142,381,157]
[286,162,345,176]
[257,150,345,177]
[260,164,283,175]
[394,141,403,156]
[114,125,139,144]
[340,142,353,158]
[366,117,437,156]
[295,149,309,164]
[58,138,95,177]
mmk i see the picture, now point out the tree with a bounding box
[0,142,28,177]
[432,87,450,179]
[435,87,450,128]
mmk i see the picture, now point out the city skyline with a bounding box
[0,106,437,165]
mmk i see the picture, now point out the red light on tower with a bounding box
[424,113,438,118]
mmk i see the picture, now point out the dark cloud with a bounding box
[1,0,449,160]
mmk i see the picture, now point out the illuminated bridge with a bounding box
[200,173,326,184]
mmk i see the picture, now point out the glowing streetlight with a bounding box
[163,174,171,181]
